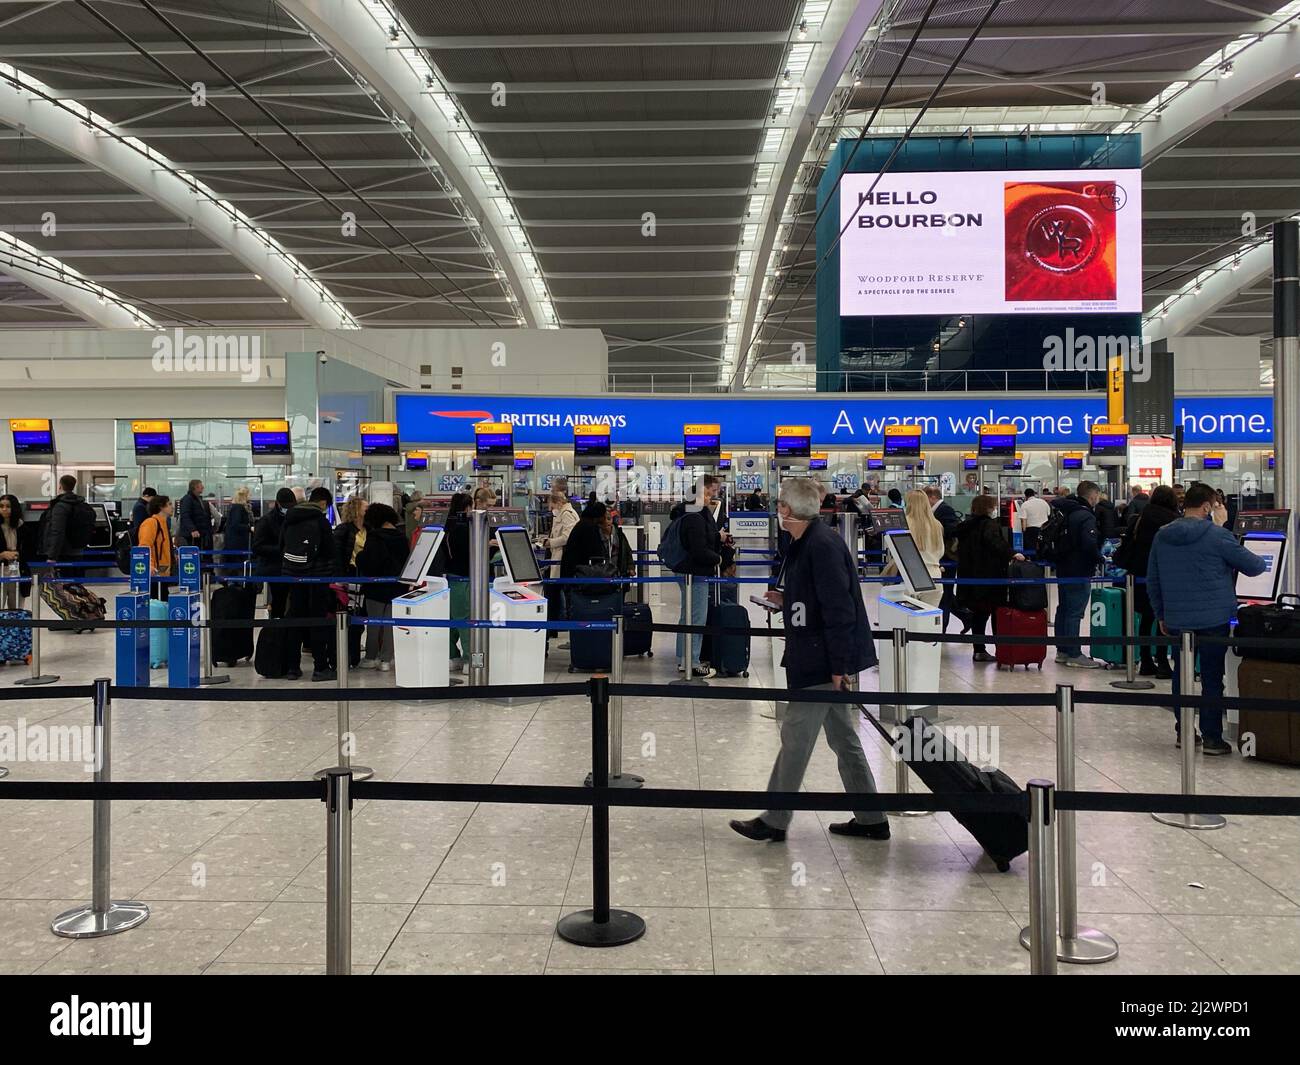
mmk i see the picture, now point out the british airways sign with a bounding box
[395,393,1272,448]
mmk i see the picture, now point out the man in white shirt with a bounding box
[1018,488,1052,553]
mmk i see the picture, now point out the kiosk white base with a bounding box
[393,579,450,689]
[488,577,548,686]
[876,589,943,711]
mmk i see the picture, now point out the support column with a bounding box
[1274,220,1299,597]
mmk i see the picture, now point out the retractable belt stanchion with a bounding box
[51,678,150,938]
[316,612,372,782]
[1026,779,1058,975]
[469,509,489,686]
[322,767,353,975]
[584,615,644,789]
[557,674,646,947]
[634,528,646,605]
[890,627,928,817]
[1111,573,1154,691]
[199,571,230,686]
[1153,631,1226,830]
[15,571,59,686]
[1020,685,1118,963]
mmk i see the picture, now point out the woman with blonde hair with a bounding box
[881,488,946,607]
[222,485,253,577]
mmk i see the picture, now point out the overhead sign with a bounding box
[404,451,429,471]
[248,419,292,460]
[839,168,1143,315]
[1128,436,1172,485]
[396,393,1273,448]
[883,423,922,459]
[10,417,55,461]
[978,423,1017,457]
[131,419,176,462]
[359,421,399,459]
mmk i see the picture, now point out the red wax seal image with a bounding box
[1004,181,1118,302]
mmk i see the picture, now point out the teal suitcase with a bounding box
[1089,586,1128,665]
[149,598,169,668]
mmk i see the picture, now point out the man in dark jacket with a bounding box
[1117,485,1178,677]
[252,488,295,619]
[41,475,95,577]
[280,486,337,681]
[178,479,213,551]
[1149,483,1266,755]
[673,481,723,678]
[130,488,155,531]
[731,476,887,843]
[1122,486,1149,530]
[923,484,960,541]
[1050,482,1105,668]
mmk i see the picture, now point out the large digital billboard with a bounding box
[839,168,1141,315]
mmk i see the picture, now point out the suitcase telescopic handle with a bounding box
[1276,593,1300,606]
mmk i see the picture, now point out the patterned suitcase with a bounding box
[994,606,1048,670]
[0,610,33,665]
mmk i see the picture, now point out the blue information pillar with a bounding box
[114,546,153,687]
[169,544,202,688]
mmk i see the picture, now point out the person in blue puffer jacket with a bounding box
[1147,483,1266,756]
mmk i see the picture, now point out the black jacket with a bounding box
[1049,495,1103,578]
[779,519,877,688]
[560,519,608,580]
[677,506,722,576]
[41,491,87,560]
[954,513,1015,609]
[437,513,471,578]
[1095,498,1120,540]
[279,503,336,576]
[178,491,213,547]
[251,508,286,576]
[1119,502,1178,577]
[933,500,961,540]
[130,497,150,531]
[224,503,251,558]
[333,522,361,577]
[356,527,410,603]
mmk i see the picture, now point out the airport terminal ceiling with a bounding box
[0,0,1296,388]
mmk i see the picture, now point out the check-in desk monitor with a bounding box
[490,525,547,684]
[392,526,449,688]
[882,530,936,597]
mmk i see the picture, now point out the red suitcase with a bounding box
[994,607,1048,670]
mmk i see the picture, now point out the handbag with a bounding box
[575,557,618,597]
[1234,595,1300,664]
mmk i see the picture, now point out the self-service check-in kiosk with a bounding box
[489,526,548,686]
[875,530,943,711]
[1226,510,1291,706]
[393,526,450,689]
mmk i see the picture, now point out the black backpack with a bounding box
[282,515,325,575]
[57,497,98,550]
[1034,507,1071,566]
[115,526,139,574]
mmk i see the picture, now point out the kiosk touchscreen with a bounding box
[876,530,942,711]
[392,526,450,689]
[1236,535,1288,602]
[489,526,547,685]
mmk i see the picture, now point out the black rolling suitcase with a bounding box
[254,624,291,678]
[567,589,620,672]
[621,601,654,657]
[702,601,750,677]
[866,712,1027,872]
[210,584,256,666]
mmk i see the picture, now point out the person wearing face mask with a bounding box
[730,476,886,843]
[1147,482,1266,756]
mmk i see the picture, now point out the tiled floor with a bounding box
[1,583,1298,975]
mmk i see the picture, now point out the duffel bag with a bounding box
[1235,595,1300,663]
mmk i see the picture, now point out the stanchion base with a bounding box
[51,901,150,939]
[669,677,709,687]
[0,766,8,779]
[556,908,646,947]
[15,674,60,687]
[1151,811,1227,830]
[1110,679,1155,690]
[1018,924,1119,963]
[314,765,373,782]
[583,771,645,789]
[201,674,231,686]
[890,809,933,818]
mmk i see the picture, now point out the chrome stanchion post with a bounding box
[585,615,644,789]
[1153,631,1226,830]
[1111,573,1153,690]
[16,571,59,686]
[1026,779,1058,975]
[51,678,150,938]
[557,674,647,947]
[469,508,490,686]
[889,627,928,816]
[317,611,372,782]
[198,570,230,686]
[322,767,353,975]
[1021,686,1117,962]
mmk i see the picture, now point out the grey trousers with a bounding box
[762,683,886,831]
[363,598,394,663]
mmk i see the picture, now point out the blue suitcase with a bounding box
[567,590,621,673]
[149,598,169,668]
[0,610,33,665]
[702,602,750,677]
